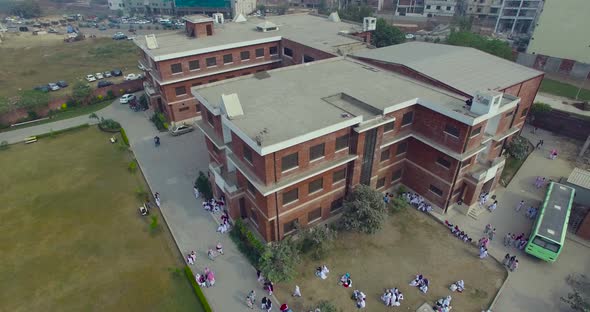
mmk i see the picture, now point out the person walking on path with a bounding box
[484,224,492,235]
[536,139,544,149]
[488,228,496,241]
[502,254,510,266]
[504,233,512,246]
[516,200,524,212]
[479,247,488,259]
[509,259,519,272]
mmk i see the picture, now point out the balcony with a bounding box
[469,157,505,184]
[210,163,239,194]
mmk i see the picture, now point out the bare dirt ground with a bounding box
[276,208,506,312]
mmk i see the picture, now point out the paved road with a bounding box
[1,96,264,311]
[440,124,590,312]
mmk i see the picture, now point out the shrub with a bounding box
[506,136,530,160]
[96,94,103,101]
[150,215,158,231]
[136,187,148,201]
[150,112,168,131]
[106,90,115,100]
[312,301,339,312]
[195,171,212,200]
[259,238,300,282]
[119,89,124,94]
[389,197,408,214]
[61,103,67,110]
[66,97,78,108]
[184,266,213,312]
[531,102,552,115]
[99,117,121,131]
[396,185,408,196]
[0,141,9,150]
[27,110,38,120]
[128,160,137,173]
[146,25,151,30]
[230,218,266,266]
[337,184,387,234]
[297,225,336,260]
[88,113,99,121]
[120,128,130,146]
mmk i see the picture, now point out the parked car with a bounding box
[111,69,123,76]
[124,73,142,81]
[97,80,114,88]
[170,124,195,136]
[95,72,104,80]
[112,32,127,40]
[56,80,68,88]
[34,85,50,92]
[120,93,136,104]
[98,25,107,31]
[103,71,112,78]
[405,33,415,40]
[138,63,147,71]
[48,83,60,91]
[85,74,96,82]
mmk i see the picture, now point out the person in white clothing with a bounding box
[293,285,301,297]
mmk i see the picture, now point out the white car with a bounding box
[405,33,415,40]
[138,63,147,71]
[103,71,112,78]
[120,94,136,104]
[48,83,60,91]
[125,73,142,81]
[95,72,104,80]
[85,74,96,82]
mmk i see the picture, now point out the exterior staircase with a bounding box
[467,204,486,220]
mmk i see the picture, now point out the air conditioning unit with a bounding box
[213,13,224,24]
[471,90,503,115]
[363,17,377,31]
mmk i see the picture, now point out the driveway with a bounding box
[1,96,264,311]
[440,124,590,311]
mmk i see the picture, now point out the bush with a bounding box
[128,160,137,173]
[27,110,39,120]
[66,97,78,108]
[337,184,387,234]
[388,197,408,214]
[61,103,67,110]
[259,238,300,283]
[106,90,115,100]
[150,112,168,131]
[230,218,266,266]
[195,171,212,200]
[0,141,9,150]
[184,266,213,312]
[136,187,148,201]
[312,301,339,312]
[120,128,130,146]
[98,117,121,131]
[146,25,151,30]
[506,136,530,160]
[531,102,552,115]
[297,225,336,260]
[96,94,104,101]
[396,185,408,196]
[150,215,158,231]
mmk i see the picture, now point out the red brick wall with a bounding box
[185,21,214,39]
[280,38,336,66]
[465,120,487,151]
[231,132,275,185]
[412,105,469,153]
[500,74,543,128]
[406,137,459,182]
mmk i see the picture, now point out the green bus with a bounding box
[525,182,575,262]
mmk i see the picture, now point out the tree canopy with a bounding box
[15,90,49,110]
[72,82,93,104]
[338,5,373,23]
[259,238,300,282]
[10,0,41,18]
[446,31,514,60]
[372,18,406,48]
[338,184,387,234]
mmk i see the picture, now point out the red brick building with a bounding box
[192,44,543,241]
[133,13,370,125]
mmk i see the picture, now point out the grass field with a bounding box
[0,34,139,99]
[0,127,201,312]
[539,78,590,101]
[276,208,506,312]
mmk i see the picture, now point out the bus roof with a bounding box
[538,183,575,242]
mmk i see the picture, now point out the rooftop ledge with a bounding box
[196,119,226,150]
[227,151,358,196]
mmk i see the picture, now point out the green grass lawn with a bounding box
[539,78,590,101]
[0,127,201,312]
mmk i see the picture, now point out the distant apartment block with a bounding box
[466,0,544,35]
[123,0,175,15]
[395,0,457,17]
[133,13,371,124]
[192,42,542,241]
[108,0,125,11]
[174,0,256,18]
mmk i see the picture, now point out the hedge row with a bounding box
[35,124,90,139]
[120,128,130,146]
[229,218,266,266]
[184,266,213,312]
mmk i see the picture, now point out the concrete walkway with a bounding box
[1,96,263,311]
[440,124,590,311]
[535,92,590,117]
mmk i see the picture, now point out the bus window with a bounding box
[532,236,560,252]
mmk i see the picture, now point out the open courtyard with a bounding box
[276,207,506,311]
[0,126,200,312]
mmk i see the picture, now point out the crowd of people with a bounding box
[352,290,366,309]
[315,265,330,280]
[449,280,465,293]
[195,267,216,288]
[380,288,404,307]
[502,254,519,272]
[409,274,429,293]
[433,295,453,312]
[444,220,474,243]
[401,191,433,213]
[202,197,225,213]
[503,232,528,250]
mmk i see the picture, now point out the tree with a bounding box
[16,90,49,110]
[259,238,300,283]
[297,224,337,260]
[561,274,590,312]
[372,18,405,48]
[72,82,92,104]
[338,5,373,23]
[195,171,213,200]
[318,0,331,15]
[338,184,387,234]
[446,31,514,60]
[531,102,552,115]
[116,9,124,17]
[10,0,41,18]
[506,136,530,160]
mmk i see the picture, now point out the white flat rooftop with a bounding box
[135,14,368,61]
[194,57,473,149]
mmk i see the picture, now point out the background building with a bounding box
[108,0,126,11]
[124,0,175,15]
[526,0,590,64]
[465,0,543,35]
[395,0,458,17]
[174,0,256,18]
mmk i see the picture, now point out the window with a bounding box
[446,6,451,10]
[188,60,199,70]
[470,127,482,137]
[283,218,298,233]
[247,181,256,194]
[376,177,386,188]
[333,168,346,183]
[426,5,431,9]
[444,124,460,137]
[206,57,216,67]
[310,143,325,161]
[170,63,182,74]
[255,48,264,58]
[401,111,414,126]
[335,134,349,151]
[430,185,443,197]
[477,7,482,12]
[243,145,253,163]
[240,51,250,61]
[283,188,298,205]
[222,54,233,64]
[521,108,529,117]
[532,236,560,252]
[383,121,395,133]
[281,153,299,171]
[436,5,441,9]
[392,169,402,181]
[283,47,293,57]
[303,55,315,63]
[308,178,323,194]
[330,197,343,212]
[436,157,451,169]
[380,149,390,162]
[269,46,278,55]
[396,141,408,155]
[196,104,201,112]
[308,208,322,222]
[207,111,214,126]
[175,86,186,96]
[179,106,189,112]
